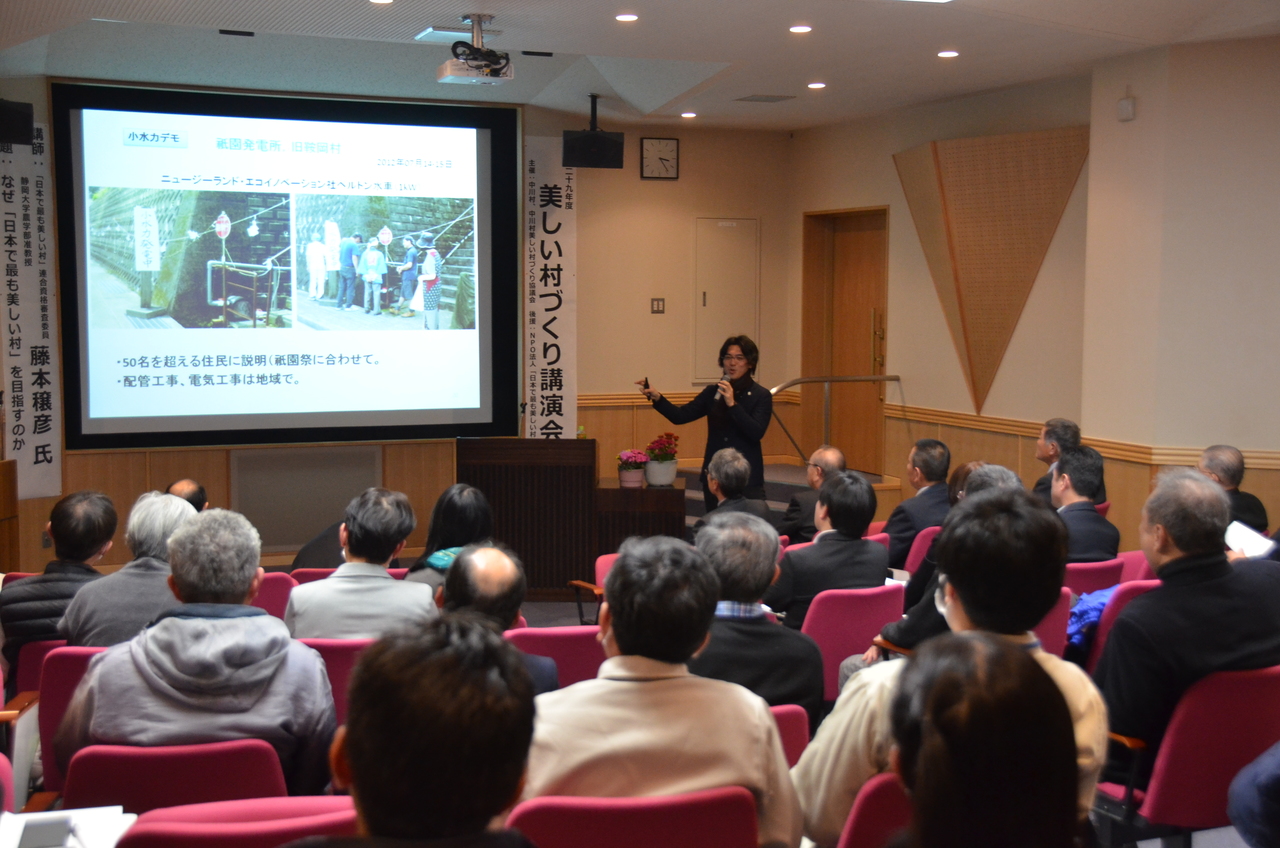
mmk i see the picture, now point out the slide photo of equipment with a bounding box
[292,193,477,331]
[86,187,293,330]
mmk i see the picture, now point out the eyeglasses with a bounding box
[721,354,748,362]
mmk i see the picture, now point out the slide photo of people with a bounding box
[292,193,477,331]
[86,187,293,329]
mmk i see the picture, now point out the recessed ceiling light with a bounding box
[616,13,638,21]
[370,0,392,5]
[807,82,826,89]
[789,25,812,33]
[938,50,959,58]
[681,112,697,118]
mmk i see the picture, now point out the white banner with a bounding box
[132,206,161,272]
[1,124,64,498]
[524,137,577,440]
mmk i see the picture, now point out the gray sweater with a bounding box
[58,557,182,647]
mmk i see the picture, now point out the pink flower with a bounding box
[617,449,650,470]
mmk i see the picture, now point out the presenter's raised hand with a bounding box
[636,378,661,402]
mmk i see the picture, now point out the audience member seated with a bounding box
[55,509,336,795]
[687,512,824,730]
[899,460,984,612]
[299,615,537,848]
[59,492,196,648]
[838,463,1022,688]
[406,483,494,591]
[889,633,1080,848]
[1198,444,1269,533]
[1052,445,1121,563]
[165,478,209,512]
[286,488,437,639]
[438,543,558,694]
[689,448,775,540]
[792,488,1106,847]
[883,439,951,571]
[520,535,802,848]
[776,445,845,546]
[1093,468,1280,787]
[762,470,887,631]
[1031,417,1107,506]
[0,491,115,696]
[1230,739,1280,848]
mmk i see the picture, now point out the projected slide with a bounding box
[78,109,482,421]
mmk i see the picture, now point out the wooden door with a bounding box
[693,218,759,382]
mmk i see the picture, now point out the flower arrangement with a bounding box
[646,432,679,463]
[617,449,650,470]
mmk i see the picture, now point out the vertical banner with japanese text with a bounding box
[524,137,577,440]
[1,124,63,498]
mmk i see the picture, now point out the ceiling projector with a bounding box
[437,16,513,85]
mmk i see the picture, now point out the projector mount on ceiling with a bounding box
[451,14,510,76]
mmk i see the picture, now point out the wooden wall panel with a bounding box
[1017,435,1045,489]
[1104,460,1156,553]
[939,425,1022,477]
[64,452,150,566]
[580,407,637,479]
[383,441,455,547]
[148,449,230,510]
[762,400,804,464]
[16,496,57,573]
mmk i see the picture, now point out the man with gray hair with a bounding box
[778,445,845,545]
[689,448,774,540]
[1198,444,1268,533]
[59,491,196,647]
[688,511,824,729]
[1095,468,1280,787]
[55,509,336,795]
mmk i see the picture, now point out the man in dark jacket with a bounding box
[883,439,951,570]
[777,446,845,545]
[0,491,115,694]
[1198,444,1269,533]
[1051,446,1121,563]
[689,511,824,730]
[689,448,775,540]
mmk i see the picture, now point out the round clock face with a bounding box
[642,138,678,179]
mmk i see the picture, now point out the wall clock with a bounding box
[641,137,679,180]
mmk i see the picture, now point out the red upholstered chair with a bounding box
[1095,501,1111,518]
[249,572,296,620]
[289,568,335,585]
[1093,666,1280,846]
[769,704,809,768]
[903,525,941,575]
[1,572,33,589]
[802,585,905,701]
[15,639,67,694]
[1064,558,1124,596]
[863,532,890,550]
[1085,580,1160,675]
[511,614,529,629]
[1031,587,1072,657]
[777,535,791,549]
[507,786,758,848]
[0,751,13,813]
[835,772,912,848]
[387,568,408,579]
[62,739,288,814]
[783,541,814,557]
[116,796,357,848]
[37,647,107,795]
[867,520,887,536]
[298,638,374,725]
[505,626,606,688]
[569,554,620,625]
[1118,550,1157,583]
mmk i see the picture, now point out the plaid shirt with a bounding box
[714,600,767,620]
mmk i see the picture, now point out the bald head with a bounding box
[166,479,208,512]
[441,543,527,630]
[807,445,846,490]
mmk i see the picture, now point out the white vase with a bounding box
[645,459,679,487]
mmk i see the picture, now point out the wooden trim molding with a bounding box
[579,391,801,408]
[885,404,1280,470]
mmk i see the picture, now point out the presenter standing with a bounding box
[638,335,771,510]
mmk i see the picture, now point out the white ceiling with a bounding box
[3,0,1279,129]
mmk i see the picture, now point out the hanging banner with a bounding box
[524,137,577,440]
[1,124,64,498]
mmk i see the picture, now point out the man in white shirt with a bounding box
[285,488,437,638]
[792,487,1107,847]
[521,535,803,848]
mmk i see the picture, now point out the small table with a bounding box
[595,477,687,557]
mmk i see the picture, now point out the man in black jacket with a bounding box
[1198,444,1269,533]
[688,511,824,730]
[1031,417,1108,507]
[689,448,775,540]
[763,470,888,630]
[1094,468,1280,787]
[1051,446,1121,563]
[777,445,845,545]
[0,491,115,695]
[883,439,951,571]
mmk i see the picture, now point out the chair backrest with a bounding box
[903,526,941,575]
[1,571,33,589]
[1063,558,1123,596]
[802,585,905,701]
[1118,550,1156,582]
[1095,501,1111,518]
[298,638,375,725]
[1140,665,1280,830]
[594,554,619,586]
[505,626,606,687]
[769,704,809,768]
[863,532,890,550]
[387,568,408,579]
[1085,580,1160,675]
[39,646,107,792]
[117,796,357,848]
[512,614,529,629]
[248,572,296,620]
[783,541,814,558]
[16,639,67,693]
[777,535,790,549]
[507,786,758,848]
[289,568,335,585]
[1031,587,1072,657]
[63,739,288,814]
[867,520,887,536]
[835,772,912,848]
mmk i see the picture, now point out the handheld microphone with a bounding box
[717,369,730,403]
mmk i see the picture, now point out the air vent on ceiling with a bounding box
[735,95,795,103]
